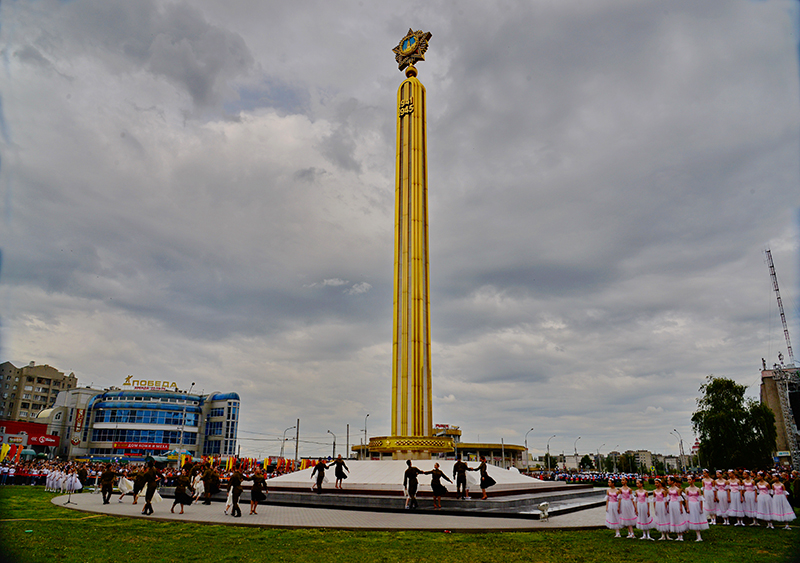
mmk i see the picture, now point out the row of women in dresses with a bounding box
[44,468,84,493]
[605,472,796,542]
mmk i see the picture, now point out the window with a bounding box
[24,385,32,391]
[20,411,27,417]
[20,402,30,409]
[22,394,31,399]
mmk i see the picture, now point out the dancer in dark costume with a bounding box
[424,462,452,509]
[141,461,161,516]
[311,459,328,494]
[452,456,470,499]
[471,456,496,500]
[331,455,349,489]
[403,460,424,510]
[249,467,268,515]
[99,464,117,505]
[171,467,194,514]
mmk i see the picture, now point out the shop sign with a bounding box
[122,375,178,391]
[113,442,169,450]
[73,408,85,432]
[7,436,24,444]
[28,434,60,446]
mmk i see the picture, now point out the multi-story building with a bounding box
[0,361,78,421]
[36,377,240,460]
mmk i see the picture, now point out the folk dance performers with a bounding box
[727,472,746,526]
[770,475,796,530]
[634,479,654,540]
[65,468,83,494]
[742,471,759,524]
[452,456,470,499]
[605,479,623,537]
[714,471,731,525]
[331,455,349,490]
[191,470,205,504]
[755,473,774,529]
[132,469,147,505]
[471,456,496,500]
[310,458,328,494]
[99,464,117,505]
[117,470,134,503]
[141,460,161,516]
[249,467,268,515]
[171,467,194,514]
[403,460,424,510]
[652,479,671,540]
[701,469,716,524]
[618,477,638,538]
[424,462,453,510]
[667,476,687,541]
[685,475,709,542]
[227,464,249,518]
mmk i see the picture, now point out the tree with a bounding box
[579,454,594,470]
[691,375,777,470]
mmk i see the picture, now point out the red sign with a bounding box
[28,434,60,446]
[113,442,169,450]
[73,408,85,433]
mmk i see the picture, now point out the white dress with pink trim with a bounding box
[755,483,773,521]
[742,481,757,518]
[771,483,796,523]
[653,489,670,532]
[686,488,709,530]
[619,488,637,527]
[714,479,730,517]
[605,489,622,530]
[668,488,688,533]
[702,479,716,518]
[727,480,744,518]
[635,489,654,530]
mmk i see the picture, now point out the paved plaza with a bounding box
[53,492,606,532]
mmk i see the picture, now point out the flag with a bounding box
[0,443,10,463]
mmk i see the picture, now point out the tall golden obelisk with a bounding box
[369,29,452,460]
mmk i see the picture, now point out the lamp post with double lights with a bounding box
[546,434,556,472]
[327,430,336,458]
[671,429,685,473]
[177,382,195,459]
[524,428,534,474]
[596,443,605,472]
[280,425,295,459]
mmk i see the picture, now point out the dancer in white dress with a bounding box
[685,475,709,542]
[701,469,716,524]
[770,475,796,529]
[618,477,638,538]
[742,470,758,524]
[755,473,774,529]
[117,470,134,502]
[652,479,671,540]
[714,471,730,525]
[727,472,745,526]
[634,479,654,540]
[605,479,622,537]
[667,476,687,541]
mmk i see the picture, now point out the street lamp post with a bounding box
[596,443,605,472]
[671,429,685,473]
[613,444,619,474]
[177,382,195,460]
[546,435,556,472]
[280,425,296,459]
[327,430,336,458]
[363,413,369,460]
[524,428,534,474]
[573,436,581,469]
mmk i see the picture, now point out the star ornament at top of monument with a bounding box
[392,29,432,74]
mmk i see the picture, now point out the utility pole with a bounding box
[294,419,300,469]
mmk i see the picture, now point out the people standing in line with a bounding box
[755,472,774,529]
[403,460,423,510]
[684,474,708,542]
[141,460,160,516]
[727,471,746,526]
[471,456,496,500]
[634,479,654,540]
[667,476,687,541]
[331,455,349,490]
[618,477,638,539]
[742,470,758,525]
[701,469,716,525]
[714,470,731,525]
[452,456,470,499]
[771,474,796,530]
[99,464,117,505]
[311,458,328,494]
[249,467,268,515]
[652,479,671,540]
[605,479,622,537]
[424,462,452,510]
[171,467,194,515]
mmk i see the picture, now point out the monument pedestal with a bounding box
[368,435,453,460]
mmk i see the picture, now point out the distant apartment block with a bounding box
[0,361,78,422]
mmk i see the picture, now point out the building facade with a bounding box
[0,361,78,422]
[36,382,240,460]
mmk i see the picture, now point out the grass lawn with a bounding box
[1,487,798,563]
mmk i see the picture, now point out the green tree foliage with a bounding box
[691,375,777,470]
[579,454,594,470]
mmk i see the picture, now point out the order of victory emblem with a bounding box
[392,29,432,71]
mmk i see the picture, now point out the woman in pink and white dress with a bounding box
[685,475,709,542]
[652,479,671,540]
[667,476,687,541]
[770,474,796,530]
[618,477,638,539]
[742,471,759,525]
[713,470,730,525]
[755,473,774,529]
[605,479,622,537]
[634,479,654,540]
[727,471,746,526]
[701,469,716,524]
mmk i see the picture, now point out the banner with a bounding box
[112,442,169,450]
[0,443,9,463]
[73,408,85,433]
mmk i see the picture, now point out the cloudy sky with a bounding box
[1,0,798,461]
